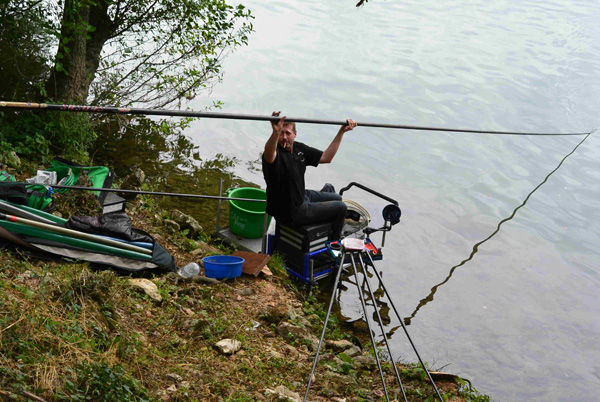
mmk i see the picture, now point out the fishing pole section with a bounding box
[0,101,591,136]
[304,183,443,402]
[2,182,267,203]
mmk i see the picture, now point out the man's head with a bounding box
[279,122,297,152]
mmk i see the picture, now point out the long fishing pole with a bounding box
[0,101,591,136]
[2,182,266,203]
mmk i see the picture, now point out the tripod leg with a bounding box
[349,252,390,401]
[358,252,408,401]
[364,252,444,402]
[303,251,348,402]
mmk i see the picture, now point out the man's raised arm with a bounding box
[264,111,286,164]
[319,119,357,164]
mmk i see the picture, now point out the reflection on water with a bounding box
[336,262,388,330]
[335,253,402,342]
[91,116,256,233]
[405,132,592,325]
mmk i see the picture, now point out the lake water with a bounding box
[185,0,600,400]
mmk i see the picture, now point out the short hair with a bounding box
[283,121,296,132]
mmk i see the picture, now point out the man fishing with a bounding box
[262,111,357,240]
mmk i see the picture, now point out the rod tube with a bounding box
[0,200,58,226]
[0,101,590,136]
[0,213,152,255]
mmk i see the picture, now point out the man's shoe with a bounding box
[320,183,336,193]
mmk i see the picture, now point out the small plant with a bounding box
[172,232,198,252]
[265,253,287,277]
[57,362,151,401]
[302,292,327,321]
[457,378,491,401]
[336,353,356,376]
[401,363,428,381]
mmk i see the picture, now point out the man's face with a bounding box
[279,123,296,152]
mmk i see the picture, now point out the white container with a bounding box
[177,262,200,278]
[26,170,57,185]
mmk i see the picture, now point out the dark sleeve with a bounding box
[303,144,323,167]
[262,152,279,184]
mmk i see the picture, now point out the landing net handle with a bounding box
[339,181,398,206]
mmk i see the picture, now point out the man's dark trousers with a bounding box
[291,186,347,240]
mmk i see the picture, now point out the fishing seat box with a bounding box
[268,221,336,283]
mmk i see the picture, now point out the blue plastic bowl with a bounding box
[202,255,245,280]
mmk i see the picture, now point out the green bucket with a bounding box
[227,187,271,239]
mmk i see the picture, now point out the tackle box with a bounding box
[276,221,332,252]
[268,221,336,284]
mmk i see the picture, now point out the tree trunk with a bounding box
[44,0,113,103]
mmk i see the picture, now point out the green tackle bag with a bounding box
[0,171,54,211]
[0,171,16,183]
[46,158,114,204]
[26,184,55,211]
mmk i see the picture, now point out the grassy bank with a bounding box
[0,161,491,401]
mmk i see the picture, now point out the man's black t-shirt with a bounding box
[262,141,322,222]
